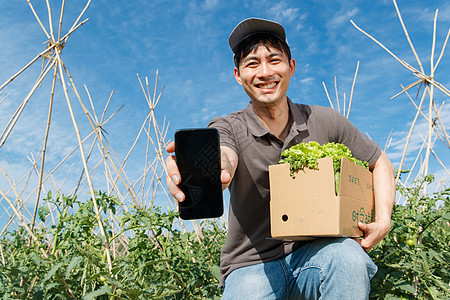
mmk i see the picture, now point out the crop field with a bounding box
[0,1,448,299]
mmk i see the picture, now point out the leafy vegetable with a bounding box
[279,141,369,194]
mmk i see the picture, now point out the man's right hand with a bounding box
[165,141,184,202]
[165,141,238,203]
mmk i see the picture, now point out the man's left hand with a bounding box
[356,220,390,252]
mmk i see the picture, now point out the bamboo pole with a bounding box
[432,101,450,148]
[45,0,55,41]
[26,0,51,40]
[72,124,100,197]
[392,0,425,74]
[322,82,334,109]
[351,20,408,71]
[67,0,91,36]
[0,47,54,91]
[343,93,346,117]
[423,86,433,195]
[31,64,58,232]
[100,90,116,124]
[137,75,153,201]
[346,61,359,119]
[423,10,439,194]
[334,76,340,113]
[431,10,438,74]
[390,79,423,100]
[384,131,393,153]
[399,141,426,204]
[60,18,89,46]
[55,54,113,273]
[395,85,428,184]
[57,0,66,42]
[0,243,5,266]
[415,131,437,181]
[433,27,450,73]
[143,116,152,201]
[0,93,9,105]
[85,85,100,125]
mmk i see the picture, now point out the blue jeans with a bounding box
[221,238,377,299]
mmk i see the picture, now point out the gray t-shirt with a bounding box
[208,99,381,287]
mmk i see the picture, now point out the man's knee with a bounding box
[222,261,288,299]
[306,238,377,280]
[296,238,376,299]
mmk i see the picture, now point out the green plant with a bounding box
[0,192,226,299]
[279,141,369,194]
[370,175,450,299]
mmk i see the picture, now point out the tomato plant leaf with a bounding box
[65,256,83,278]
[43,262,64,283]
[82,286,112,300]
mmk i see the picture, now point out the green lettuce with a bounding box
[279,141,369,194]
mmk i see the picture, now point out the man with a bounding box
[166,18,395,299]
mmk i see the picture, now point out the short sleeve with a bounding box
[208,116,239,155]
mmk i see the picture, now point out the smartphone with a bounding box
[174,128,223,220]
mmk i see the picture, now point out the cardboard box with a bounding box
[269,157,374,240]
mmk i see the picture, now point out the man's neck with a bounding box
[252,98,291,141]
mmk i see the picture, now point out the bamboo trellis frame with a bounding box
[0,1,198,283]
[0,2,218,284]
[350,0,449,196]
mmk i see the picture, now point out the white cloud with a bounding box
[294,13,308,32]
[202,0,219,10]
[327,8,360,28]
[438,3,450,22]
[267,2,300,23]
[407,2,450,23]
[300,76,314,85]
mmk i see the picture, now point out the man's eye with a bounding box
[246,62,258,67]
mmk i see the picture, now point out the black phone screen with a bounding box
[174,128,223,220]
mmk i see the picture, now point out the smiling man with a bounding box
[166,18,395,299]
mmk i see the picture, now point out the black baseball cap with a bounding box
[228,18,286,54]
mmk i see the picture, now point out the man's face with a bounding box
[234,42,295,107]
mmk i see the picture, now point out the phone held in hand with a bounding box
[174,128,223,220]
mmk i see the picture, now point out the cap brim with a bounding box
[229,18,286,53]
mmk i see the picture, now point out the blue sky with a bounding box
[0,0,449,228]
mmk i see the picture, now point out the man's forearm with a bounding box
[371,151,395,228]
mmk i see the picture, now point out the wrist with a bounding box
[375,218,391,234]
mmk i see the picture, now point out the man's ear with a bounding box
[234,67,243,85]
[289,58,296,78]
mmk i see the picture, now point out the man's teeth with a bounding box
[259,82,276,89]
